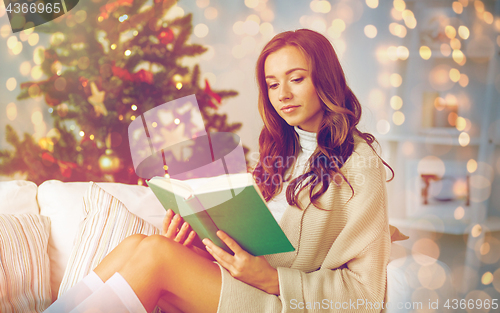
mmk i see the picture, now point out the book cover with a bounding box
[147,174,295,256]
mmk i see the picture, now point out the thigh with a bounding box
[93,234,147,282]
[120,235,222,313]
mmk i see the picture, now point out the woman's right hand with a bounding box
[162,209,196,247]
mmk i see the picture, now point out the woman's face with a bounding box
[264,45,323,133]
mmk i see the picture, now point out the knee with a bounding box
[137,235,177,261]
[122,233,148,247]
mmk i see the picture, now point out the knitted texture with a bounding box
[216,135,391,313]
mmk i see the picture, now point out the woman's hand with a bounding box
[162,209,196,247]
[202,231,280,295]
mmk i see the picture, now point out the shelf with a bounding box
[376,133,480,146]
[389,216,500,235]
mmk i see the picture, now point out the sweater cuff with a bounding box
[277,267,304,313]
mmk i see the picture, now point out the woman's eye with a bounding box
[268,83,278,89]
[292,77,304,83]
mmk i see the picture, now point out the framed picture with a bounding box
[405,159,470,221]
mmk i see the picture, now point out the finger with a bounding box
[217,230,245,255]
[162,209,174,236]
[174,222,189,243]
[165,214,182,238]
[183,230,196,247]
[202,238,235,266]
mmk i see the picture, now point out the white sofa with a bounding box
[0,180,457,313]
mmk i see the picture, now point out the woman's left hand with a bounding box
[202,231,280,295]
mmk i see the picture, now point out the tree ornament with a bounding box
[87,82,108,116]
[45,93,61,107]
[204,79,222,109]
[98,149,122,173]
[158,28,174,45]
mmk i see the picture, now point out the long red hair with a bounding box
[252,29,394,208]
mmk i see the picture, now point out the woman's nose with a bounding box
[279,85,292,102]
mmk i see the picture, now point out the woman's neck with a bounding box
[294,126,317,153]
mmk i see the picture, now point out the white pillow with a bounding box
[58,183,159,303]
[0,214,52,312]
[0,180,39,214]
[38,180,166,298]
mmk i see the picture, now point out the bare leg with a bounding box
[118,235,221,313]
[93,233,148,281]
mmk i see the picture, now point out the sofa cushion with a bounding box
[58,182,160,297]
[38,180,166,299]
[0,214,52,312]
[0,180,39,214]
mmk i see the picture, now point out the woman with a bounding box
[45,29,394,313]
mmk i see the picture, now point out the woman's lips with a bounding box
[281,105,299,113]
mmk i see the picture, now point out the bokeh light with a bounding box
[20,61,31,76]
[194,23,209,38]
[482,272,494,285]
[393,111,405,125]
[412,238,440,265]
[459,132,470,146]
[364,25,377,38]
[452,50,466,65]
[453,1,464,14]
[197,0,209,8]
[458,25,470,39]
[402,10,416,29]
[6,103,17,121]
[467,159,477,173]
[390,95,403,110]
[366,0,378,9]
[6,77,17,91]
[31,111,43,125]
[449,68,460,82]
[419,46,431,60]
[243,19,259,36]
[28,33,39,46]
[445,25,456,39]
[310,0,331,13]
[454,206,465,220]
[459,73,469,87]
[393,0,405,12]
[418,262,446,290]
[33,46,45,65]
[389,23,407,38]
[31,66,43,80]
[244,0,258,9]
[204,7,218,20]
[390,73,402,87]
[397,46,409,60]
[260,22,274,38]
[440,43,452,57]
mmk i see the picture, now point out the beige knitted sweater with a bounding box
[216,135,391,313]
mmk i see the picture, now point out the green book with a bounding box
[147,173,295,256]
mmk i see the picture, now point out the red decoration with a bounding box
[41,152,77,178]
[45,93,61,107]
[112,64,153,84]
[99,0,134,20]
[112,65,133,81]
[204,79,221,109]
[158,28,174,45]
[133,69,154,84]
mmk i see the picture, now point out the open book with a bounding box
[147,173,295,256]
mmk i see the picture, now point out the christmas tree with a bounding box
[0,0,247,185]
